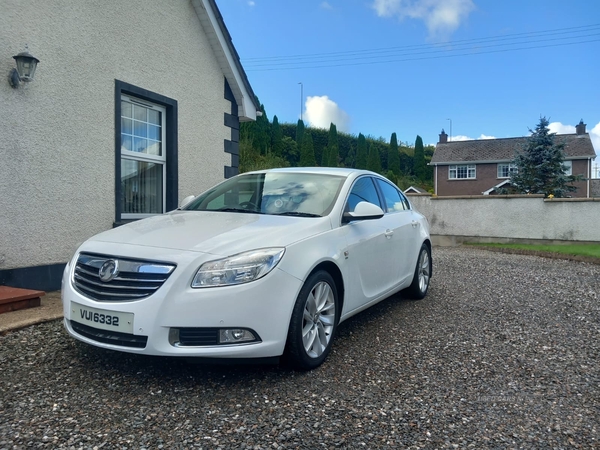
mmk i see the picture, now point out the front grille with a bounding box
[73,253,176,302]
[178,328,219,346]
[71,320,148,348]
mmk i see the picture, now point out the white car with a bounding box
[62,168,432,370]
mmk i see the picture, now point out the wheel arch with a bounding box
[307,261,345,314]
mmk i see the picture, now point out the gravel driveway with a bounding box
[1,247,599,449]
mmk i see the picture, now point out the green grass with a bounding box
[467,242,600,260]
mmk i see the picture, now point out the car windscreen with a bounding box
[184,172,346,217]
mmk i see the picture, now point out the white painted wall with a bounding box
[408,195,600,243]
[0,0,234,269]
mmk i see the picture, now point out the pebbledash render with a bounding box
[0,0,259,291]
[430,121,596,197]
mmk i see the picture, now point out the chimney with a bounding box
[439,129,448,143]
[576,119,586,135]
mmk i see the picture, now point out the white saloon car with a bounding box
[62,168,432,369]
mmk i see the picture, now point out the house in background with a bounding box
[430,121,597,197]
[404,186,429,194]
[0,0,259,291]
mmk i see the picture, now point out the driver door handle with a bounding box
[384,229,394,238]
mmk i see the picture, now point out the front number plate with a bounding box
[71,302,134,334]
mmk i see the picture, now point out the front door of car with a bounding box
[342,177,402,313]
[374,179,421,283]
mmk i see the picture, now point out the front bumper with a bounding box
[61,243,303,359]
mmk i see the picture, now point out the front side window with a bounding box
[562,160,572,176]
[345,177,381,213]
[449,164,476,179]
[497,163,517,178]
[121,95,166,218]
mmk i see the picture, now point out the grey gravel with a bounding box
[1,247,599,449]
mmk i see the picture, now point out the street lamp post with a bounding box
[298,82,303,122]
[446,118,452,141]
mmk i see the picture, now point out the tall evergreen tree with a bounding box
[321,146,330,166]
[271,115,283,157]
[345,144,356,168]
[388,132,401,176]
[414,135,426,181]
[254,103,270,154]
[367,143,382,173]
[510,116,581,197]
[295,119,305,147]
[281,136,299,167]
[299,129,317,166]
[326,123,339,167]
[355,133,368,169]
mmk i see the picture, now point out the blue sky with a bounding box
[217,0,600,153]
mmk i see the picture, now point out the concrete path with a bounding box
[0,291,63,334]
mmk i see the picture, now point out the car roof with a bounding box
[243,167,378,178]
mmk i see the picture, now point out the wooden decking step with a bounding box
[0,286,45,314]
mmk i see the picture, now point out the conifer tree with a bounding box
[355,133,368,169]
[271,115,283,157]
[321,146,330,166]
[327,123,339,167]
[295,119,305,147]
[510,116,581,197]
[414,135,426,181]
[388,132,401,176]
[367,143,382,173]
[345,144,356,168]
[299,129,317,166]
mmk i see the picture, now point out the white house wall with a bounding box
[0,0,234,270]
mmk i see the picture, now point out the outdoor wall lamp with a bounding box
[8,45,40,88]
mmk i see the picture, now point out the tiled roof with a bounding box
[431,133,596,164]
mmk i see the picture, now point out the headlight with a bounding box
[191,248,285,288]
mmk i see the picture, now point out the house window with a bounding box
[114,80,178,225]
[449,165,476,179]
[497,163,517,178]
[121,96,166,217]
[562,160,572,176]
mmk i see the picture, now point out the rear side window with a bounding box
[375,179,408,212]
[346,177,381,213]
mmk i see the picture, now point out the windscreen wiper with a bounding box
[274,211,321,218]
[216,207,264,214]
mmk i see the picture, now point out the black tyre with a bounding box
[285,271,339,370]
[404,243,432,300]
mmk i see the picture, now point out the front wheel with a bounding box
[404,243,432,300]
[285,271,339,370]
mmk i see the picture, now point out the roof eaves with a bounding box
[192,0,259,121]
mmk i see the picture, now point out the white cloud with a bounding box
[448,134,494,141]
[371,0,475,39]
[304,96,351,132]
[548,121,575,135]
[320,2,333,9]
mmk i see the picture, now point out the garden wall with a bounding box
[407,194,600,245]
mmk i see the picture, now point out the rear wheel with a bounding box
[285,271,339,370]
[404,243,431,300]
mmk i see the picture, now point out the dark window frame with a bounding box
[114,80,178,226]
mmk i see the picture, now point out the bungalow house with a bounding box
[430,122,596,197]
[0,0,259,291]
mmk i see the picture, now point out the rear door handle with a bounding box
[384,229,394,238]
[411,221,419,228]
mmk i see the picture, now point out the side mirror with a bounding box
[179,195,196,209]
[342,201,384,224]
